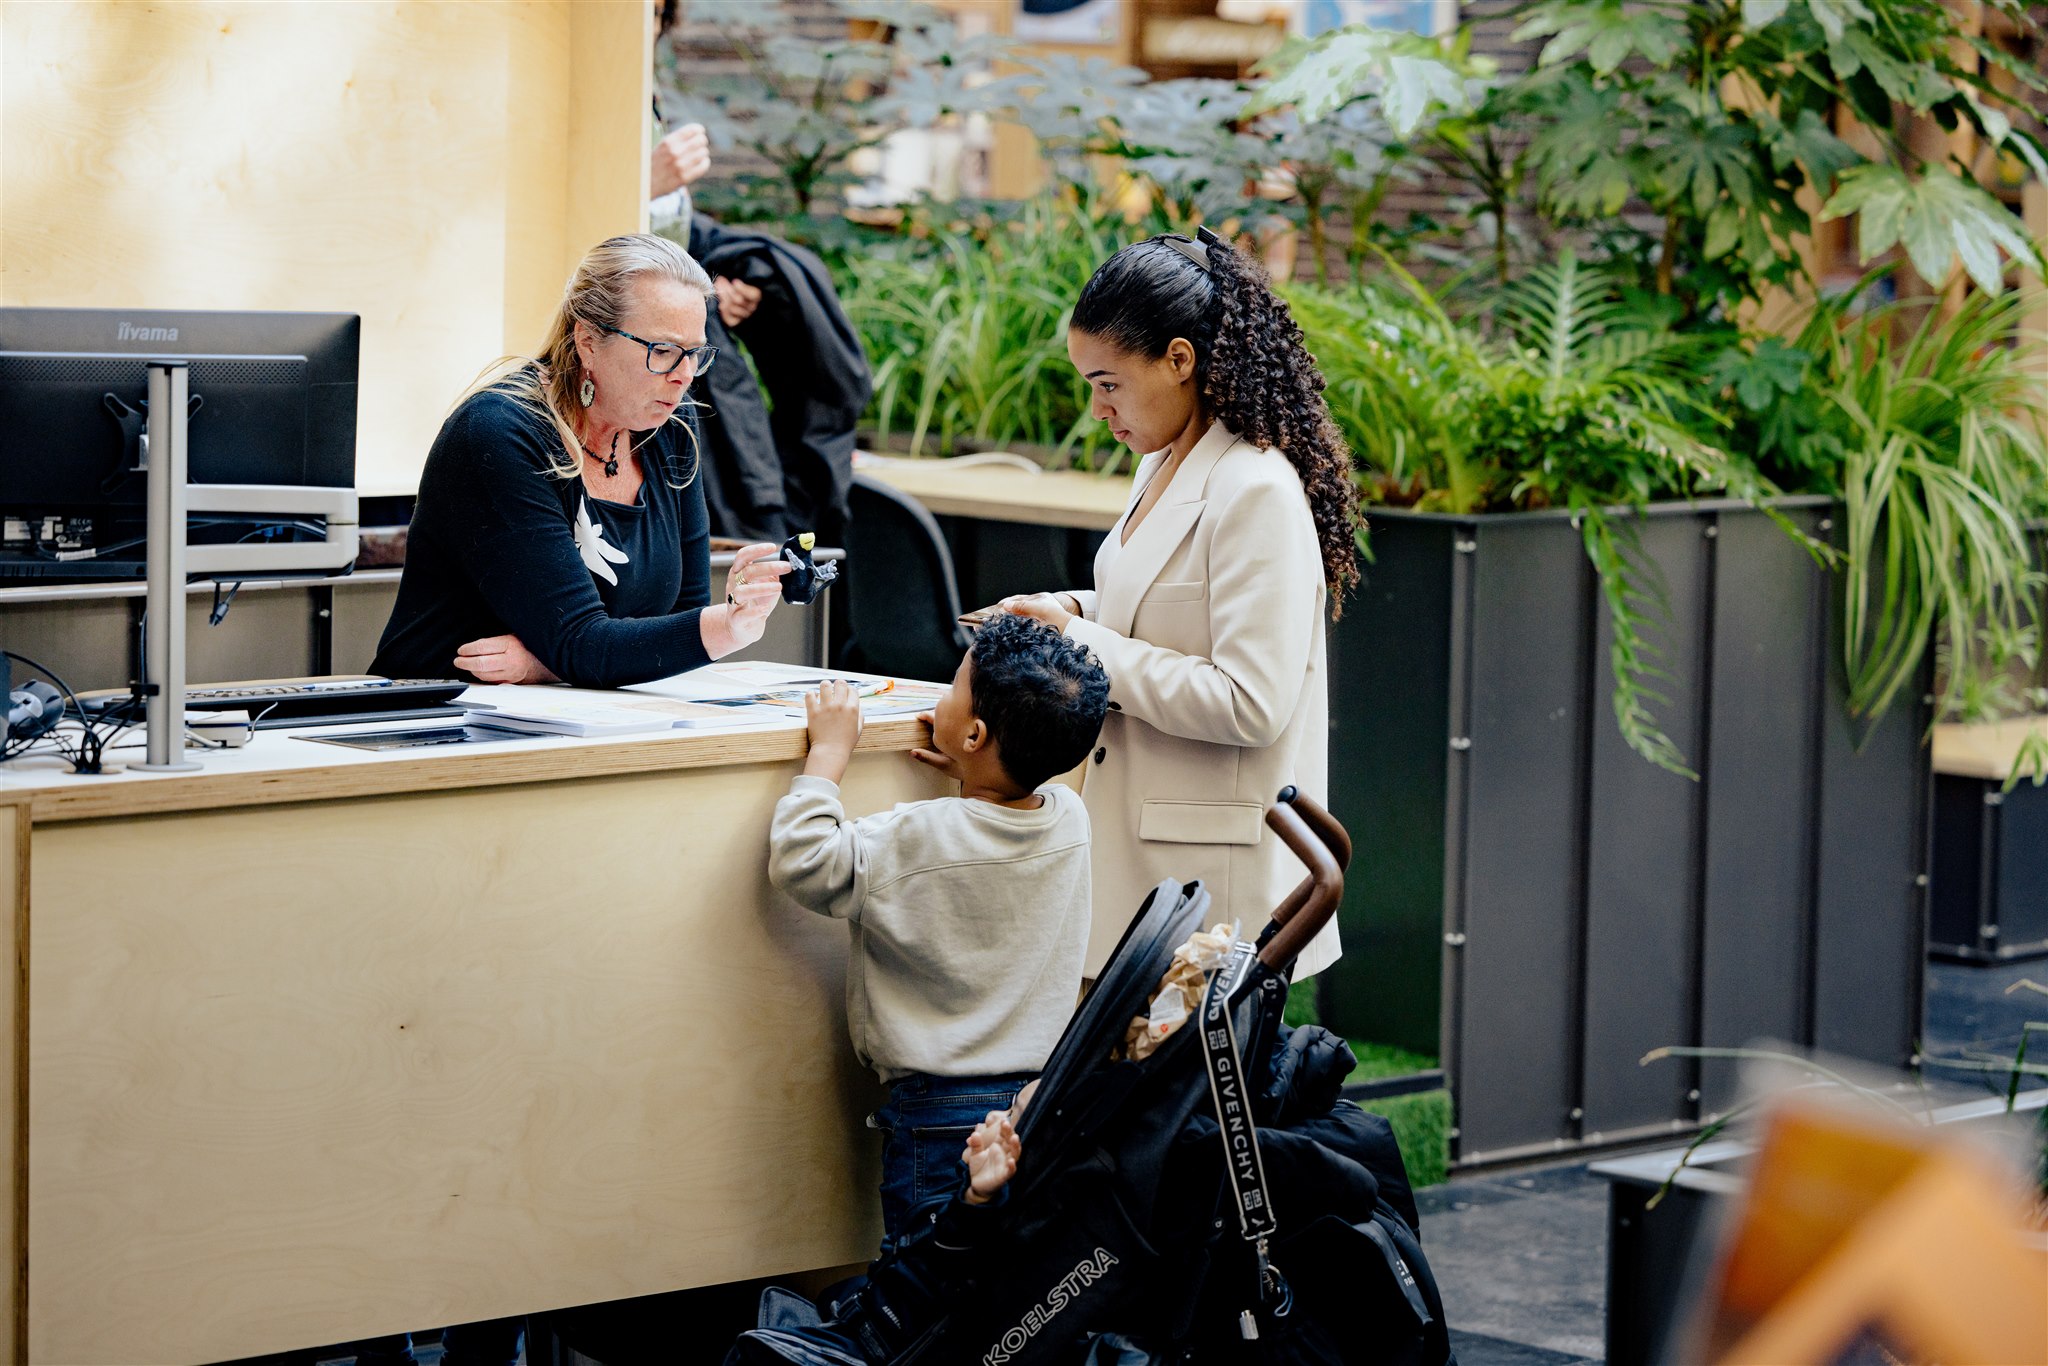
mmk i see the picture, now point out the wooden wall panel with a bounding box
[0,797,24,1366]
[26,756,942,1364]
[569,0,653,277]
[0,2,648,496]
[504,2,576,360]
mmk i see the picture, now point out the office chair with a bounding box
[840,473,975,683]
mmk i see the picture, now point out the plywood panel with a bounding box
[568,0,653,270]
[0,796,26,1366]
[0,2,651,496]
[504,3,575,358]
[27,754,946,1364]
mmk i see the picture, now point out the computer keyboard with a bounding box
[79,676,468,729]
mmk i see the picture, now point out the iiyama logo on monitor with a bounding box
[116,321,178,343]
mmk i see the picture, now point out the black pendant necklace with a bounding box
[581,431,622,479]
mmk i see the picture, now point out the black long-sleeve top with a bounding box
[371,383,712,688]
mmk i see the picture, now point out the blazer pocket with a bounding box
[1139,799,1264,846]
[1141,579,1207,605]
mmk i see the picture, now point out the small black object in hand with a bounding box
[779,532,839,606]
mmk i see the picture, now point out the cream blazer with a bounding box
[1063,421,1340,979]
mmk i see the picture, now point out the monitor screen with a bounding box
[0,307,358,574]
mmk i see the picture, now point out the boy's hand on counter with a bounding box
[803,678,862,782]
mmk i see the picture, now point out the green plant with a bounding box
[834,199,1126,463]
[1291,253,1805,773]
[1112,78,1272,231]
[1255,2,2046,319]
[664,0,1007,217]
[986,51,1150,200]
[1759,283,2048,761]
[1522,0,2045,309]
[1258,103,1425,286]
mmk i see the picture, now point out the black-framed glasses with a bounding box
[607,325,717,377]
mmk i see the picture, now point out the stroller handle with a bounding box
[1259,788,1349,969]
[1275,784,1352,871]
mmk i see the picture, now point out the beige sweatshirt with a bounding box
[768,775,1092,1081]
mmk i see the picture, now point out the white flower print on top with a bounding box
[574,497,630,586]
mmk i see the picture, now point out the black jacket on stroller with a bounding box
[727,794,1454,1366]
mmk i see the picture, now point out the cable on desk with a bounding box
[2,649,122,773]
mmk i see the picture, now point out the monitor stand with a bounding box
[132,360,361,771]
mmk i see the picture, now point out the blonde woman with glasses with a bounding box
[373,233,789,687]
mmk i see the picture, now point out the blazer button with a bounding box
[1093,747,1107,765]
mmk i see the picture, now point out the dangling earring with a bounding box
[579,375,596,408]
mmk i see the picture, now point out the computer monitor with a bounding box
[0,306,359,578]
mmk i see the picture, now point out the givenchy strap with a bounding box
[1200,938,1277,1243]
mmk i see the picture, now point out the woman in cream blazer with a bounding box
[999,228,1363,979]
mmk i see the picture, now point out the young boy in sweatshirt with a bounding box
[768,614,1108,1253]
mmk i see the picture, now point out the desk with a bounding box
[1930,716,2048,781]
[856,456,1133,532]
[857,456,1135,611]
[0,697,943,1363]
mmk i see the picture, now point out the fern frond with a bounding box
[1579,503,1696,778]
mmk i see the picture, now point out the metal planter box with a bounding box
[1930,775,2048,962]
[1319,501,1932,1164]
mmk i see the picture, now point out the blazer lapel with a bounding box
[1098,423,1239,637]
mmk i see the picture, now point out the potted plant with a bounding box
[1244,0,2048,1163]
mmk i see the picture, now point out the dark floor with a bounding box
[1423,1163,1608,1366]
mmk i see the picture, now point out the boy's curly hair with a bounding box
[969,614,1110,790]
[1070,231,1363,617]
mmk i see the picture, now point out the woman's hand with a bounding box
[650,123,711,199]
[999,593,1077,631]
[714,277,762,328]
[453,634,560,686]
[701,542,791,658]
[910,712,965,781]
[802,678,863,783]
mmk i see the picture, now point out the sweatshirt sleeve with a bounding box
[1063,475,1321,749]
[440,397,712,688]
[767,775,870,921]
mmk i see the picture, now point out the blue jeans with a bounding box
[869,1071,1033,1255]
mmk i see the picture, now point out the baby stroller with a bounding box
[728,789,1454,1366]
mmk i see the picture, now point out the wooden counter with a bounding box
[1931,715,2048,781]
[0,690,947,1363]
[857,454,1134,532]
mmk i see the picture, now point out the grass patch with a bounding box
[1360,1088,1452,1189]
[1348,1040,1439,1081]
[1285,981,1452,1188]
